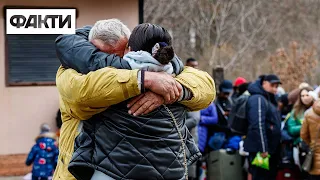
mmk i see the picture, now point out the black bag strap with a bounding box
[216,98,229,120]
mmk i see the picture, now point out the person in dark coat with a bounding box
[244,74,282,180]
[26,124,59,180]
[205,80,233,151]
[277,93,292,121]
[231,77,247,103]
[213,80,233,134]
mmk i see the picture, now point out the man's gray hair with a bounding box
[88,19,131,47]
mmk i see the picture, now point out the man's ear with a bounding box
[124,46,131,55]
[91,39,113,53]
[91,39,104,50]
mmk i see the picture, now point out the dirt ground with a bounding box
[0,154,31,176]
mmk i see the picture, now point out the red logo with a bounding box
[39,142,46,149]
[39,158,46,165]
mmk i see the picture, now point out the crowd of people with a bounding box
[23,18,320,180]
[194,68,320,180]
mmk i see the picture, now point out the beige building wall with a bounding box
[0,0,139,155]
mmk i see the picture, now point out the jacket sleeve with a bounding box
[200,103,218,125]
[26,145,38,166]
[247,95,268,152]
[287,112,302,137]
[55,27,131,74]
[56,66,141,120]
[175,67,216,111]
[185,111,200,130]
[300,115,310,145]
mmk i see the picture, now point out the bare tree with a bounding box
[144,0,320,86]
[269,41,318,91]
[144,0,280,71]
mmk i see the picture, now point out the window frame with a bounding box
[3,5,78,87]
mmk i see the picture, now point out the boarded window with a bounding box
[4,6,78,86]
[6,34,60,86]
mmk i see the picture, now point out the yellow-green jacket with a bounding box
[53,66,215,180]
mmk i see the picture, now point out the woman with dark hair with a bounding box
[128,23,173,58]
[122,23,177,75]
[68,23,202,180]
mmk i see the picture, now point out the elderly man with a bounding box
[53,19,215,180]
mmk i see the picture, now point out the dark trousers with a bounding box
[32,176,48,180]
[309,175,320,180]
[248,152,279,180]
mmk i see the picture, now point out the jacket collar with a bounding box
[35,132,57,142]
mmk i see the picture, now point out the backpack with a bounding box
[229,93,269,135]
[229,94,250,135]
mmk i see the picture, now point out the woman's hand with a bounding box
[144,71,182,104]
[127,91,165,116]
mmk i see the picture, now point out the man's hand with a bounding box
[260,152,269,158]
[127,91,165,116]
[144,71,182,104]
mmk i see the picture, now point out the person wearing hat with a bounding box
[216,80,233,120]
[204,80,233,152]
[244,74,283,180]
[40,123,51,134]
[206,80,233,147]
[26,123,59,180]
[231,77,248,103]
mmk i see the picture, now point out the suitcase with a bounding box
[207,149,244,180]
[276,163,301,180]
[276,167,301,180]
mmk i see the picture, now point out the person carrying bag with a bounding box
[302,127,320,172]
[301,100,320,180]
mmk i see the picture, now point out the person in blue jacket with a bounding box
[26,124,59,180]
[198,102,219,153]
[244,74,282,180]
